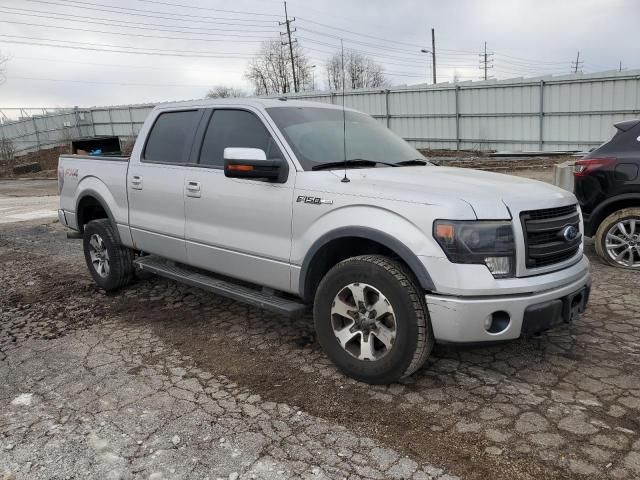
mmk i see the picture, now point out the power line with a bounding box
[295,16,425,49]
[21,0,278,24]
[297,26,429,57]
[130,0,281,18]
[7,75,219,88]
[302,43,477,70]
[296,15,480,55]
[495,58,572,70]
[0,35,258,58]
[493,52,572,66]
[0,19,274,43]
[0,6,280,34]
[13,56,245,74]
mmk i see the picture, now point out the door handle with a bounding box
[130,175,143,190]
[185,180,201,198]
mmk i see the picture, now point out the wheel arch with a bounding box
[588,194,640,236]
[75,189,120,241]
[298,226,436,302]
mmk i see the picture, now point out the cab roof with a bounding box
[152,97,358,113]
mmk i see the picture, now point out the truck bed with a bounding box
[58,154,131,233]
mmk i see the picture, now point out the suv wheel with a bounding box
[594,207,640,269]
[313,255,434,384]
[83,219,134,290]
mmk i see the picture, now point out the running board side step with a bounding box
[134,256,308,319]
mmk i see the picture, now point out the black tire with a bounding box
[313,255,434,384]
[594,207,640,269]
[83,219,134,291]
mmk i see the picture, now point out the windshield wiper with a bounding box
[311,159,397,171]
[396,159,428,166]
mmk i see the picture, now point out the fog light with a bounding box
[484,256,512,278]
[485,311,511,334]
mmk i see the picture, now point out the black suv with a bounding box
[574,119,640,269]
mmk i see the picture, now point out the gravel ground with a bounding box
[0,180,58,225]
[2,171,640,479]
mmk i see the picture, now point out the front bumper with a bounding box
[425,268,591,343]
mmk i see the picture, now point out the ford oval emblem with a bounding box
[562,225,579,242]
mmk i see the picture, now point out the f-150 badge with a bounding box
[297,195,333,205]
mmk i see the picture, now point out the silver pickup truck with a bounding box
[58,98,591,384]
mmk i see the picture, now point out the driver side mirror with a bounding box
[223,148,287,182]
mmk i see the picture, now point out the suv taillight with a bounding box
[573,157,617,177]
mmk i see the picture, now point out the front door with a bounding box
[183,108,295,292]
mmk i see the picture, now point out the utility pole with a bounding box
[619,61,623,72]
[280,1,298,93]
[571,51,583,74]
[431,28,436,84]
[479,41,494,80]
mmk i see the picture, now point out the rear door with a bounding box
[127,109,204,263]
[183,107,295,292]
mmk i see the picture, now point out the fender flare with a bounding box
[588,193,640,235]
[75,189,121,241]
[298,226,436,301]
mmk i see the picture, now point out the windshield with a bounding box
[266,106,427,171]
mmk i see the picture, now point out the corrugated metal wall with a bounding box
[2,70,639,156]
[274,70,640,152]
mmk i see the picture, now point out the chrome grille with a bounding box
[520,205,581,269]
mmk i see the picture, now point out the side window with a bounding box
[199,109,283,167]
[143,110,199,164]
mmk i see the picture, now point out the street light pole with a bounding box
[420,49,431,85]
[431,28,436,84]
[310,64,317,90]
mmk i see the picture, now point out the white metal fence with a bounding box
[2,70,640,156]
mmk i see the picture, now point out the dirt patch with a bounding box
[0,145,69,178]
[433,156,572,171]
[134,307,567,480]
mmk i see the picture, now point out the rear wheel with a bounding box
[83,219,134,290]
[594,208,640,269]
[313,255,434,384]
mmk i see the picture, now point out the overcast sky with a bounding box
[0,0,638,111]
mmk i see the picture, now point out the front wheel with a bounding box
[313,255,434,384]
[594,208,640,269]
[83,219,134,290]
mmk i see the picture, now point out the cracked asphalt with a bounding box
[2,176,640,479]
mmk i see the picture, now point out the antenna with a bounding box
[340,39,350,183]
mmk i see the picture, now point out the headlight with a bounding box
[433,220,515,278]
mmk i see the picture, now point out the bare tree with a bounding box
[245,39,312,95]
[0,137,16,176]
[205,85,247,99]
[326,49,387,91]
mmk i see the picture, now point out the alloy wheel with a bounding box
[605,219,640,268]
[330,282,397,361]
[88,233,111,278]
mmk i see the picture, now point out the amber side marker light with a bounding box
[228,164,254,172]
[435,223,455,241]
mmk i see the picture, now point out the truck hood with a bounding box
[325,166,576,219]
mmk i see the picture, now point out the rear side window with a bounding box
[199,109,282,167]
[144,110,199,164]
